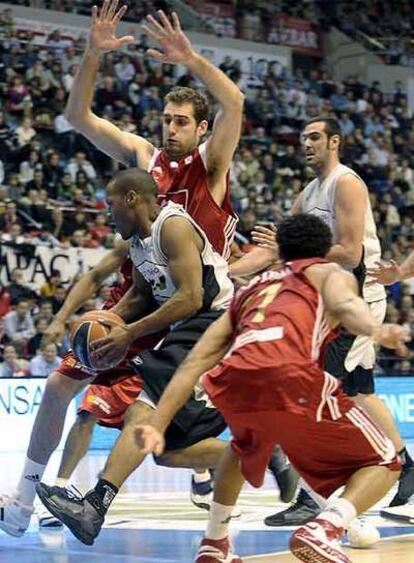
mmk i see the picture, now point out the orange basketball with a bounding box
[71,310,127,371]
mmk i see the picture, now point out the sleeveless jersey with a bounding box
[148,141,238,260]
[300,163,385,303]
[128,202,234,312]
[203,259,345,417]
[224,258,337,373]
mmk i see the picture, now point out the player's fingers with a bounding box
[158,10,174,33]
[146,14,168,35]
[92,5,99,23]
[100,0,110,20]
[113,4,128,24]
[107,0,119,20]
[141,24,159,40]
[146,48,167,61]
[171,11,182,32]
[90,337,110,352]
[154,440,165,456]
[118,35,135,46]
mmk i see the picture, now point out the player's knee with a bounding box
[123,401,154,428]
[44,371,84,403]
[76,410,96,430]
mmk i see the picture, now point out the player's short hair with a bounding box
[164,87,209,124]
[277,213,332,260]
[108,168,157,198]
[304,117,343,151]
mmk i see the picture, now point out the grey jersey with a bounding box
[128,202,234,311]
[301,163,386,302]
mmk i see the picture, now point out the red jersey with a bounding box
[204,258,339,415]
[148,141,238,260]
[103,257,133,310]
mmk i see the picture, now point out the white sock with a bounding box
[54,477,68,487]
[206,501,234,540]
[319,497,357,530]
[193,470,210,483]
[16,458,46,506]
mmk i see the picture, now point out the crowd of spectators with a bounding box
[0,6,414,375]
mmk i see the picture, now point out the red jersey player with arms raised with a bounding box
[65,0,241,259]
[137,214,408,563]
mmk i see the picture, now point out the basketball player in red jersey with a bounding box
[136,214,408,563]
[66,1,242,259]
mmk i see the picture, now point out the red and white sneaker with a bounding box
[289,518,352,562]
[195,537,243,562]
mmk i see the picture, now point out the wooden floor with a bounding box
[245,534,414,562]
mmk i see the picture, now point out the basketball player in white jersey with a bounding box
[255,118,414,526]
[34,168,237,545]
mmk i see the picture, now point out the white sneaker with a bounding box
[380,497,414,523]
[37,504,64,529]
[346,518,380,548]
[0,494,33,537]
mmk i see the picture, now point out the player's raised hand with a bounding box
[251,224,278,251]
[366,259,402,286]
[88,0,134,54]
[142,10,196,64]
[135,425,165,456]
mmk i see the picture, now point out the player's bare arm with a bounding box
[326,174,366,269]
[135,311,233,455]
[92,217,204,363]
[43,240,129,344]
[109,266,156,322]
[65,0,154,167]
[320,266,409,353]
[142,10,244,204]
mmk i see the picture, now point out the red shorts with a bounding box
[78,376,143,429]
[56,332,165,386]
[204,368,401,498]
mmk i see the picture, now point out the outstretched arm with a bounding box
[143,11,244,181]
[322,268,409,354]
[135,311,233,455]
[66,0,154,167]
[42,241,128,344]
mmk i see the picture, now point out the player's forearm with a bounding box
[110,287,153,323]
[126,290,202,341]
[151,321,231,432]
[186,53,244,110]
[333,297,378,337]
[65,48,101,126]
[229,246,276,277]
[326,243,362,270]
[55,273,99,322]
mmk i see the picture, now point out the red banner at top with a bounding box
[266,14,323,56]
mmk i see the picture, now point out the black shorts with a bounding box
[130,309,226,448]
[324,331,375,397]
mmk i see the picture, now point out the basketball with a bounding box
[71,310,127,371]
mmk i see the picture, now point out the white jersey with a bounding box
[128,202,234,311]
[301,163,386,303]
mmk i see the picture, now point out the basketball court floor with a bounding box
[1,449,414,563]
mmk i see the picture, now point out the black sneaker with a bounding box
[36,483,104,545]
[190,472,214,511]
[264,488,321,527]
[389,465,414,507]
[268,447,299,503]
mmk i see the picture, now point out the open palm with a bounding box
[89,0,134,53]
[142,11,196,64]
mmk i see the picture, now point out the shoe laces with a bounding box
[59,485,84,503]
